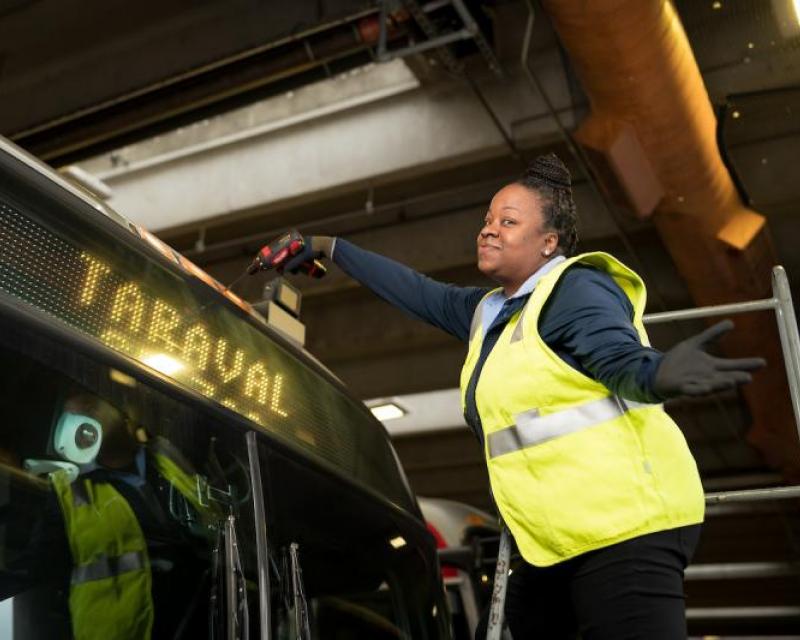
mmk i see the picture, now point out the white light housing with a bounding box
[389,536,407,549]
[369,402,406,422]
[141,353,184,376]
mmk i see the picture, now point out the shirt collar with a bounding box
[500,255,567,301]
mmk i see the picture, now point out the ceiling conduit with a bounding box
[540,0,799,478]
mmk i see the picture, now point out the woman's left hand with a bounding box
[653,320,766,397]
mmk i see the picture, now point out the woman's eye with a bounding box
[501,219,515,226]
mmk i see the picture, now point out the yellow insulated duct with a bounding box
[541,0,798,477]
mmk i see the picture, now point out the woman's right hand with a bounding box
[282,235,334,274]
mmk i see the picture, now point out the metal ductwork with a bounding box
[540,0,799,477]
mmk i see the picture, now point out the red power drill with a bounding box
[247,230,327,278]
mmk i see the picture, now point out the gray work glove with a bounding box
[282,235,334,274]
[653,320,766,398]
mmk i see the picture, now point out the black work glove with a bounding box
[282,236,334,274]
[653,319,766,398]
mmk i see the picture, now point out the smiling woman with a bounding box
[274,152,766,639]
[477,154,577,296]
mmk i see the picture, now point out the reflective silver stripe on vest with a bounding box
[509,302,530,343]
[71,550,147,585]
[488,396,656,459]
[469,299,486,342]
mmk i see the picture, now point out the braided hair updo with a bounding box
[516,153,579,257]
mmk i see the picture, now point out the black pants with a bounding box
[476,524,701,640]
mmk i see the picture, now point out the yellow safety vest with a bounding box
[52,438,221,640]
[460,252,705,566]
[52,471,153,640]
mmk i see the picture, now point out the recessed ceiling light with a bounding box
[389,536,407,549]
[369,401,406,421]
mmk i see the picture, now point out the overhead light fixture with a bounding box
[141,353,184,376]
[389,536,407,549]
[368,401,407,421]
[772,0,800,37]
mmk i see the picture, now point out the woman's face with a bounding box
[477,183,559,294]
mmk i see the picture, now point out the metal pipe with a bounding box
[378,27,473,62]
[643,298,778,324]
[450,0,503,76]
[686,606,800,621]
[772,266,800,439]
[705,485,800,503]
[402,0,463,73]
[685,561,800,581]
[224,516,238,640]
[246,431,272,640]
[463,73,523,163]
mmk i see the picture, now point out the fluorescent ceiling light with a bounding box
[141,353,184,376]
[369,402,406,422]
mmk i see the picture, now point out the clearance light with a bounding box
[389,536,407,549]
[369,402,406,421]
[141,353,184,376]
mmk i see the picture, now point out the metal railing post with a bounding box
[771,266,800,440]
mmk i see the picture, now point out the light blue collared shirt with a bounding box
[481,256,567,332]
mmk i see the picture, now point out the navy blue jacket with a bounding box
[332,240,663,435]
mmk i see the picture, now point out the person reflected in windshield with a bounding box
[16,390,222,639]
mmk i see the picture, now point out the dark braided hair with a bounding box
[516,153,579,257]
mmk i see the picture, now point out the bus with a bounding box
[0,136,451,639]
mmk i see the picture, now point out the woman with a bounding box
[283,153,764,639]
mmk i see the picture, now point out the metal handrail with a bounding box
[643,265,800,505]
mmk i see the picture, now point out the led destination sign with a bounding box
[0,194,416,510]
[80,251,290,421]
[0,200,293,427]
